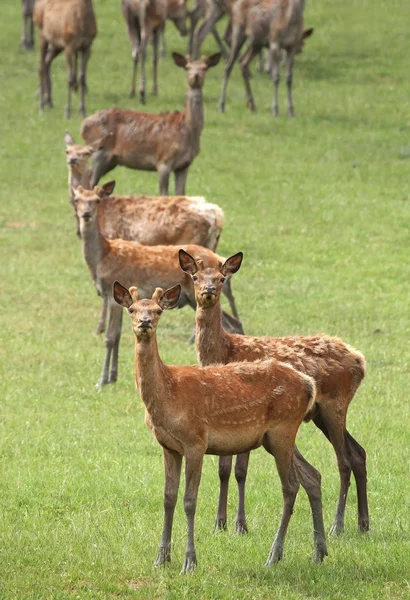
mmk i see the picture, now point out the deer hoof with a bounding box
[329,520,344,536]
[218,101,225,113]
[180,552,197,574]
[313,541,328,563]
[265,545,283,566]
[154,547,171,566]
[235,519,248,534]
[358,517,370,533]
[213,518,227,532]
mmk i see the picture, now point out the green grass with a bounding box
[1,0,410,597]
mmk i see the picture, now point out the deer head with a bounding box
[172,52,222,89]
[73,181,116,225]
[113,282,181,340]
[64,131,93,171]
[179,249,243,308]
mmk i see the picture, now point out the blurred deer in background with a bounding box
[21,0,36,50]
[81,52,221,195]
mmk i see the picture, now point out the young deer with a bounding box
[179,250,368,536]
[80,52,222,195]
[64,131,94,237]
[113,282,327,572]
[21,0,36,50]
[34,0,97,118]
[74,183,243,388]
[73,181,239,335]
[218,0,313,115]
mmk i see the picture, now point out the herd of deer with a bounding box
[20,0,369,576]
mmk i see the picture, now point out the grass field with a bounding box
[1,0,410,597]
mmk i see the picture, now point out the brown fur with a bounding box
[34,0,97,118]
[112,283,327,572]
[80,52,222,195]
[179,250,369,535]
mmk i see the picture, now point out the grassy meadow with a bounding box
[1,0,410,597]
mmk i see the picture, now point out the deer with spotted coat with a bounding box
[179,249,368,536]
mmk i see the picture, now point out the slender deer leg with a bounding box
[174,166,189,195]
[284,49,296,117]
[221,310,244,334]
[270,44,281,116]
[240,43,260,112]
[139,30,148,104]
[187,3,201,56]
[264,429,299,565]
[181,451,204,573]
[109,307,123,383]
[345,431,369,532]
[235,452,250,533]
[79,46,91,117]
[155,448,183,566]
[64,49,77,119]
[159,23,166,57]
[215,456,232,531]
[218,27,246,113]
[221,278,241,321]
[44,46,63,108]
[95,298,108,335]
[158,164,171,195]
[39,38,48,112]
[129,21,141,98]
[192,5,224,59]
[95,300,122,389]
[211,26,228,58]
[152,29,159,96]
[293,447,328,562]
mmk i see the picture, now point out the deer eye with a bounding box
[128,308,134,315]
[157,309,163,315]
[192,275,198,281]
[220,277,226,283]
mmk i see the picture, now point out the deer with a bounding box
[21,0,36,50]
[72,180,239,336]
[64,131,94,238]
[218,0,313,115]
[73,182,243,388]
[33,0,97,119]
[121,0,188,103]
[80,52,222,195]
[113,281,328,572]
[179,249,369,536]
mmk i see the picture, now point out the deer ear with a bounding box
[64,131,75,147]
[172,52,187,68]
[303,27,314,39]
[221,252,243,276]
[206,53,222,68]
[100,181,115,197]
[179,249,198,275]
[159,285,181,310]
[113,281,133,308]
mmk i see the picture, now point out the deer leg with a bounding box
[264,429,300,565]
[345,431,369,532]
[218,27,247,113]
[235,452,250,533]
[64,49,77,119]
[155,448,183,566]
[221,310,244,334]
[159,24,166,58]
[284,49,296,117]
[270,44,281,116]
[129,21,141,98]
[240,43,259,112]
[158,164,171,195]
[211,26,228,58]
[192,5,224,59]
[139,30,148,104]
[152,29,159,96]
[95,298,108,335]
[95,301,122,389]
[38,38,48,112]
[174,166,189,195]
[293,447,328,562]
[222,278,241,321]
[79,46,91,117]
[215,455,232,531]
[108,306,123,384]
[44,46,63,108]
[181,451,204,573]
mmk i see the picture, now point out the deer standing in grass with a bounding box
[179,250,369,535]
[80,52,221,195]
[34,0,97,118]
[113,281,327,572]
[21,0,36,50]
[218,0,313,115]
[74,182,243,388]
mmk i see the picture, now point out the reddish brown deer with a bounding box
[179,250,368,536]
[113,282,327,572]
[74,183,243,388]
[21,0,36,50]
[34,0,97,118]
[71,179,239,337]
[80,52,222,195]
[218,0,313,115]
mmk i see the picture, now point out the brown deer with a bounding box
[33,0,97,118]
[21,0,36,50]
[179,250,369,536]
[64,131,94,237]
[80,52,222,195]
[113,281,328,572]
[218,0,313,115]
[74,183,243,388]
[121,0,188,103]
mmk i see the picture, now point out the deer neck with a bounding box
[196,300,229,366]
[134,334,170,417]
[69,167,91,193]
[80,214,109,283]
[185,88,204,139]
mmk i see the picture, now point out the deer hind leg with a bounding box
[235,452,250,533]
[345,431,369,532]
[65,49,78,119]
[174,166,189,195]
[95,300,122,389]
[218,26,247,113]
[95,297,108,335]
[139,29,149,104]
[155,448,183,566]
[313,405,351,536]
[270,43,281,116]
[128,18,141,98]
[108,305,123,383]
[152,29,160,96]
[192,4,224,59]
[38,38,49,112]
[44,45,63,108]
[239,38,260,110]
[79,46,91,117]
[293,447,328,562]
[263,429,300,565]
[214,455,232,531]
[181,451,204,573]
[158,163,171,196]
[211,26,228,58]
[284,48,296,117]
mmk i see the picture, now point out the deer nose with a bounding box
[69,157,78,165]
[204,285,216,294]
[139,319,152,329]
[82,212,92,222]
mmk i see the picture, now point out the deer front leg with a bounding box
[239,42,259,112]
[345,431,369,532]
[139,29,148,104]
[95,297,108,335]
[218,27,246,113]
[108,305,123,384]
[95,301,122,389]
[155,448,183,566]
[158,164,171,196]
[235,452,250,533]
[44,46,63,108]
[192,4,224,59]
[64,49,78,119]
[174,166,189,195]
[215,455,232,531]
[79,47,91,117]
[151,29,159,96]
[181,451,204,573]
[38,38,48,112]
[284,49,296,117]
[270,44,281,116]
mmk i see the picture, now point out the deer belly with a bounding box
[206,429,264,456]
